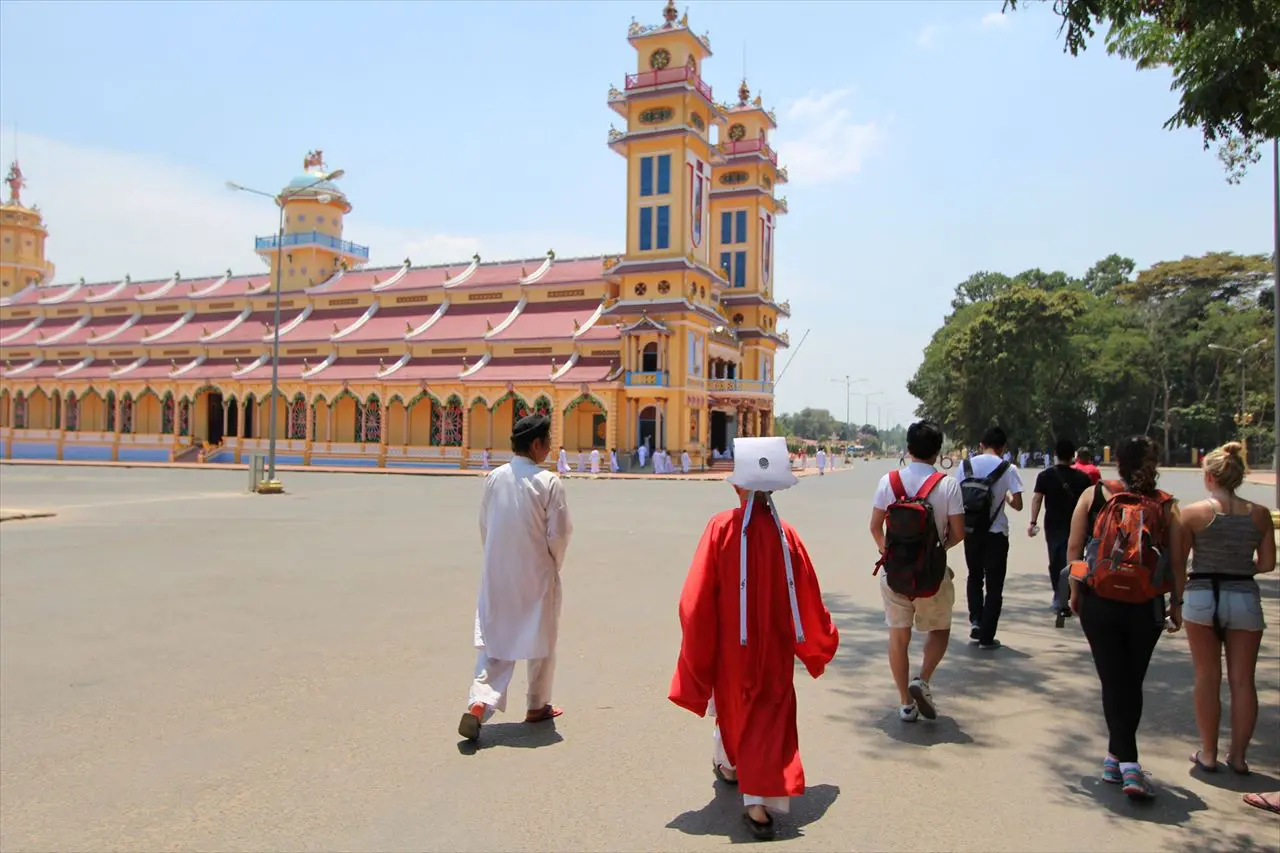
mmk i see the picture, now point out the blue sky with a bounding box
[1,0,1274,424]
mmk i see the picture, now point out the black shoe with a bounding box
[742,810,776,841]
[969,624,981,644]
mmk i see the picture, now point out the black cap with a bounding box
[511,413,551,442]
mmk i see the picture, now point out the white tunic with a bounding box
[557,449,570,475]
[475,457,573,661]
[816,450,827,472]
[610,450,620,473]
[590,449,601,473]
[481,450,491,470]
[577,452,586,473]
[639,445,649,467]
[680,450,691,473]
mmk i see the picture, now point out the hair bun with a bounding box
[1223,441,1244,457]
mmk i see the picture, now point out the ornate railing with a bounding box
[708,379,773,395]
[624,65,713,102]
[719,138,778,164]
[625,370,669,387]
[255,231,370,261]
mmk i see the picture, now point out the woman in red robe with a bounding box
[669,437,840,840]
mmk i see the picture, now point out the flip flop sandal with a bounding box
[742,811,776,841]
[524,704,563,724]
[1189,751,1219,772]
[1226,756,1251,776]
[712,763,738,785]
[1243,792,1280,815]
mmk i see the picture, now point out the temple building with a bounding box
[0,0,790,469]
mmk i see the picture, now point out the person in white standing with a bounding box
[589,447,601,474]
[610,447,620,473]
[816,447,827,476]
[557,447,570,477]
[481,448,491,470]
[680,449,692,474]
[638,443,649,469]
[577,450,586,473]
[459,414,573,742]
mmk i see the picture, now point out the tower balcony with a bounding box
[623,65,714,103]
[625,370,670,387]
[255,231,370,263]
[718,137,778,165]
[708,378,774,395]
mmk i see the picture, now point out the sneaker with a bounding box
[969,624,981,644]
[978,639,1002,650]
[908,677,937,720]
[1101,755,1122,784]
[1122,766,1155,800]
[898,703,920,722]
[457,702,485,742]
[1050,599,1061,611]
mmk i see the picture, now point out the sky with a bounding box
[1,0,1275,428]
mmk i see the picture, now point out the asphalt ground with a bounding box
[0,462,1276,852]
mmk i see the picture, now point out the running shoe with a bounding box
[1122,766,1155,800]
[1101,755,1121,784]
[908,677,937,720]
[899,703,920,722]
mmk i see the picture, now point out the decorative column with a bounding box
[461,403,471,468]
[380,402,390,466]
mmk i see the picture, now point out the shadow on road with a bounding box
[455,721,564,755]
[666,780,840,843]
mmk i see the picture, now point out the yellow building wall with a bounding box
[408,398,432,445]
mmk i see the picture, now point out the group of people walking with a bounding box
[456,412,1277,840]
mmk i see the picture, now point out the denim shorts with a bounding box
[1184,587,1266,632]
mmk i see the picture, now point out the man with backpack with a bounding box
[1029,438,1093,621]
[870,421,966,722]
[958,427,1024,650]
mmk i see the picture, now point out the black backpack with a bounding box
[960,457,1010,535]
[874,470,948,599]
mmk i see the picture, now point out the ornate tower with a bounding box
[712,79,790,417]
[255,150,368,291]
[0,161,56,296]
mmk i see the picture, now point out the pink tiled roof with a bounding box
[278,308,366,343]
[72,360,119,381]
[490,300,600,342]
[104,313,187,346]
[454,262,523,289]
[385,266,451,292]
[3,315,80,347]
[120,359,180,380]
[151,311,239,345]
[0,284,42,307]
[190,275,261,299]
[535,257,607,285]
[464,357,553,384]
[233,357,309,382]
[388,357,463,381]
[208,311,276,344]
[10,360,63,380]
[553,359,617,384]
[346,305,431,341]
[179,358,241,380]
[318,356,389,381]
[575,322,621,341]
[316,265,403,294]
[52,314,137,346]
[410,302,515,343]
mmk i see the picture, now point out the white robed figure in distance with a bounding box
[481,448,491,470]
[577,451,586,473]
[590,448,601,474]
[557,447,570,476]
[680,449,691,474]
[610,448,620,473]
[816,448,827,475]
[459,414,573,742]
[638,443,649,469]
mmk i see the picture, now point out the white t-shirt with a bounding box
[957,454,1024,536]
[873,461,965,545]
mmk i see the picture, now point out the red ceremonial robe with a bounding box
[668,498,839,798]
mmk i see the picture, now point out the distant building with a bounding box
[0,1,789,468]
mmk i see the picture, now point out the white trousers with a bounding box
[467,649,556,717]
[711,715,790,814]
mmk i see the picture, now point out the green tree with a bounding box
[1004,0,1280,179]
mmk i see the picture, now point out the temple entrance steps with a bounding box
[173,443,203,463]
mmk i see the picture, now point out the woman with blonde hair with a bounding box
[1179,442,1275,775]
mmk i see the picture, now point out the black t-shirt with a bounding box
[1034,464,1093,535]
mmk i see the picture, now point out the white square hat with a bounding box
[727,436,799,491]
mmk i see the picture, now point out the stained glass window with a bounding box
[310,403,318,441]
[288,398,306,440]
[52,393,61,429]
[14,392,26,429]
[353,400,365,442]
[106,392,115,431]
[363,396,381,443]
[121,396,134,434]
[178,399,190,436]
[433,395,463,446]
[161,396,175,435]
[66,392,79,432]
[534,396,553,417]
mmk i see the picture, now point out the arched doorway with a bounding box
[406,392,434,445]
[225,395,239,438]
[638,405,656,452]
[641,342,659,373]
[469,398,491,449]
[135,390,161,434]
[564,395,606,450]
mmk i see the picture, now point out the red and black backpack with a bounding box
[875,471,948,599]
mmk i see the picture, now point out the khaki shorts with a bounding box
[880,571,956,632]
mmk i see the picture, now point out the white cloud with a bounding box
[776,89,883,185]
[916,24,942,49]
[0,130,615,285]
[980,11,1011,29]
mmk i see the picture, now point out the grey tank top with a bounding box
[1187,509,1262,593]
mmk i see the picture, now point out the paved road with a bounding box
[1,463,1276,852]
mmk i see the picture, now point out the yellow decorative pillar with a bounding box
[460,403,471,469]
[379,403,389,467]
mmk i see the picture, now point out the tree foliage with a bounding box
[1004,0,1280,180]
[908,251,1275,463]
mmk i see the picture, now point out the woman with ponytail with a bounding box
[1179,442,1274,776]
[1067,435,1186,800]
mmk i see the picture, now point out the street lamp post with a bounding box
[852,391,884,432]
[1273,138,1279,508]
[831,375,866,441]
[226,169,344,492]
[1209,338,1267,458]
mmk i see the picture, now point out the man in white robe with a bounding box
[638,443,649,469]
[557,447,570,476]
[590,448,601,474]
[481,448,491,470]
[680,449,692,474]
[460,414,573,742]
[816,447,827,475]
[610,448,620,473]
[577,451,586,473]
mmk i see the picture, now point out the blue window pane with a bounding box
[719,252,731,278]
[734,251,747,287]
[657,155,671,194]
[640,157,653,197]
[656,205,670,249]
[735,211,747,244]
[639,207,653,251]
[721,212,732,244]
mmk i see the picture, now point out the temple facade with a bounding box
[0,0,790,470]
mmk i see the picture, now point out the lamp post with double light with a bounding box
[1208,338,1267,461]
[226,168,344,492]
[830,375,866,442]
